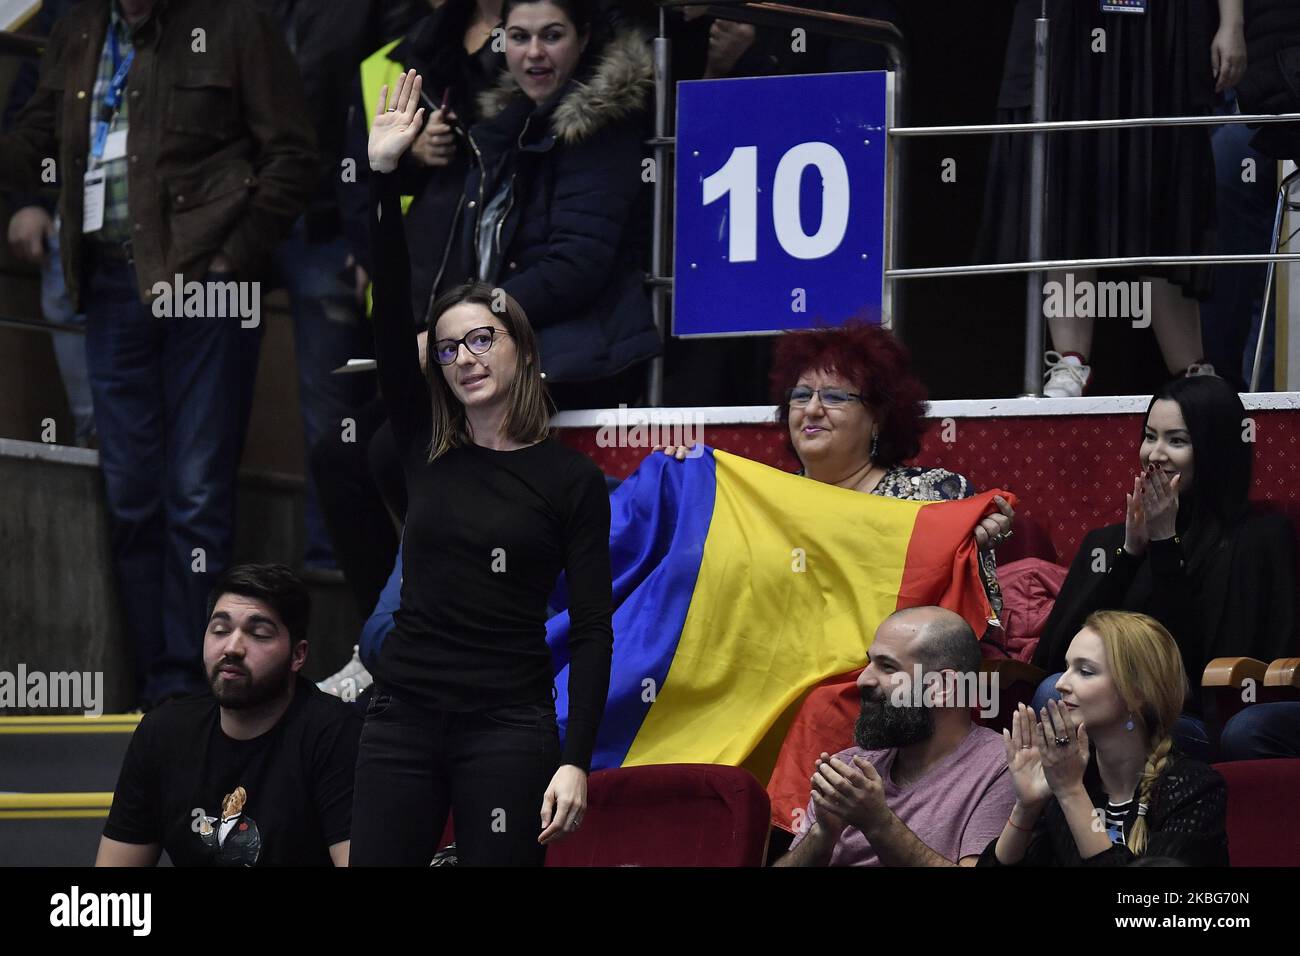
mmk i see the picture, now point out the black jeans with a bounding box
[350,685,560,866]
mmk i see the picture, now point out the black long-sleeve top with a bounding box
[978,753,1229,867]
[1032,512,1297,713]
[367,169,613,771]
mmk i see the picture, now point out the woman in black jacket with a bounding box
[983,611,1228,867]
[1031,376,1296,751]
[428,0,660,408]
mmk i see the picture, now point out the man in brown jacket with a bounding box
[0,0,317,708]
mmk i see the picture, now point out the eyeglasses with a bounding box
[432,326,511,366]
[786,385,865,408]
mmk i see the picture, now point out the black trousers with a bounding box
[350,685,560,866]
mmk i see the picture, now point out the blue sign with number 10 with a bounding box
[673,71,890,337]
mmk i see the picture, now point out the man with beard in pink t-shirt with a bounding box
[776,607,1015,867]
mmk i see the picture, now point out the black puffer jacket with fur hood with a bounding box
[430,28,661,384]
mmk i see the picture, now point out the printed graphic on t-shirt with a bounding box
[195,786,262,866]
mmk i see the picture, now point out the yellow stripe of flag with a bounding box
[624,450,925,774]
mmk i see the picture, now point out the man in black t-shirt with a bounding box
[96,565,362,867]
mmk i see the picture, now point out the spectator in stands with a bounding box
[0,0,316,709]
[980,0,1247,396]
[350,69,613,865]
[96,565,362,867]
[2,0,93,448]
[419,0,660,409]
[1201,86,1279,392]
[1219,702,1300,760]
[663,321,1015,617]
[1031,376,1296,756]
[983,611,1228,866]
[1204,0,1300,389]
[775,607,1015,867]
[252,0,421,576]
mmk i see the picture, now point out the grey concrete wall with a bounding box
[0,440,361,713]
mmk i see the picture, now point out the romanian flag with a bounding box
[546,448,1009,792]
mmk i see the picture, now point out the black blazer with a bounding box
[1032,510,1296,710]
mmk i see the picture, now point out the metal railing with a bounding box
[653,3,1300,397]
[650,1,907,403]
[0,314,85,335]
[888,107,1300,393]
[886,5,1300,394]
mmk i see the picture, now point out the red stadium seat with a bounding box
[544,764,770,867]
[1213,758,1300,866]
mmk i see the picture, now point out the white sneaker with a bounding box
[317,645,372,702]
[1184,361,1218,378]
[1043,351,1092,398]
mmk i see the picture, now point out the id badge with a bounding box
[102,129,127,162]
[1100,0,1146,12]
[83,169,107,233]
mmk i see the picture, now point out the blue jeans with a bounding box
[1203,92,1277,390]
[1219,703,1300,761]
[1031,673,1212,762]
[42,222,95,446]
[350,685,561,866]
[271,220,374,567]
[83,253,260,705]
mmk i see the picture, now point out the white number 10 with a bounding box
[701,142,850,263]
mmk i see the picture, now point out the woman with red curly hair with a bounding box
[664,322,1014,613]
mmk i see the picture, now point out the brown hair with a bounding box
[424,282,552,461]
[1083,610,1187,855]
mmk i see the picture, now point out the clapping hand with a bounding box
[1002,703,1052,808]
[810,751,890,836]
[369,69,426,174]
[1035,699,1090,797]
[1123,464,1180,555]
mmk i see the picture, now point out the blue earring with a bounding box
[1125,713,1135,732]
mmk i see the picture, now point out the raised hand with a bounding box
[1002,703,1051,809]
[369,69,426,174]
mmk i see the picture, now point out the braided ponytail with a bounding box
[1129,734,1173,855]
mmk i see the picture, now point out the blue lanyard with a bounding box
[91,28,135,161]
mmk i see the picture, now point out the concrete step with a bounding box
[0,715,138,866]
